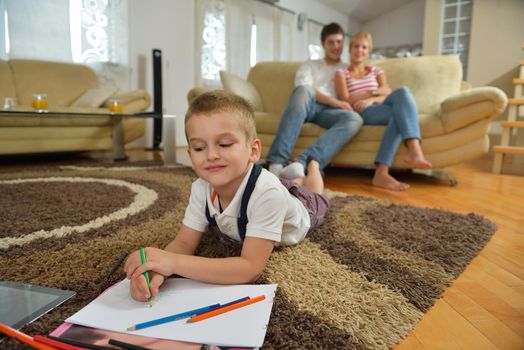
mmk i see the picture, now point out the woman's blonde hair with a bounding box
[350,31,373,53]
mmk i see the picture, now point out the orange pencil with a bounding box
[188,295,266,323]
[0,322,58,350]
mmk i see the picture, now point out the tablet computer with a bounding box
[0,281,75,329]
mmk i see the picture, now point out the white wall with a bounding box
[361,0,424,48]
[423,0,524,137]
[467,0,524,147]
[128,0,195,148]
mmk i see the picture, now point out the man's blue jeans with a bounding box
[266,85,363,170]
[361,86,421,167]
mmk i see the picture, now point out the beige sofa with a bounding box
[189,56,507,172]
[0,59,151,155]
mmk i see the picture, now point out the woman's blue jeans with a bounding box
[266,85,363,170]
[361,86,421,167]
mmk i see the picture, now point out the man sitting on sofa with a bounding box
[266,22,363,179]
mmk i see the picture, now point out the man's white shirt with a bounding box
[294,59,347,98]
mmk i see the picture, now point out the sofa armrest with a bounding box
[440,87,508,132]
[104,89,152,114]
[187,87,214,105]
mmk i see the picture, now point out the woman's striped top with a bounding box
[337,66,384,96]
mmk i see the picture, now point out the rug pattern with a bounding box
[0,166,497,349]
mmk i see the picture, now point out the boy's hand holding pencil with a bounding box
[124,247,174,303]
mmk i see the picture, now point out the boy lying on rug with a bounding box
[124,91,330,301]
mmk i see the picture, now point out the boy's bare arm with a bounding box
[165,224,203,255]
[129,236,275,285]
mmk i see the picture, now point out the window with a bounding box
[199,0,226,84]
[440,0,472,78]
[198,0,311,85]
[2,0,128,64]
[1,0,129,88]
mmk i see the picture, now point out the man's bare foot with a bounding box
[404,139,432,169]
[372,166,410,191]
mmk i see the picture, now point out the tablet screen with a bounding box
[0,281,75,329]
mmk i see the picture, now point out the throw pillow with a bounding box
[71,85,118,108]
[219,71,263,111]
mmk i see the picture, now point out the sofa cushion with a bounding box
[0,60,17,105]
[220,71,263,111]
[9,59,99,107]
[71,85,118,108]
[371,55,462,114]
[248,62,301,114]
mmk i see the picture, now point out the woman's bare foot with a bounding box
[404,139,432,169]
[372,165,410,191]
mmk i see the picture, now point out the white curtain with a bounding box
[307,20,323,60]
[251,1,274,65]
[5,0,73,62]
[0,1,6,60]
[291,13,308,61]
[225,0,252,79]
[274,9,294,61]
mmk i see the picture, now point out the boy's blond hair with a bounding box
[350,31,373,53]
[185,90,257,143]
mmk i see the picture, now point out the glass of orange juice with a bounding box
[108,98,123,113]
[32,94,49,112]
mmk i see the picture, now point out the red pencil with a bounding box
[34,335,88,350]
[0,322,57,350]
[188,295,266,323]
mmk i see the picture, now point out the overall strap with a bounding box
[205,164,263,242]
[237,164,262,242]
[205,201,217,228]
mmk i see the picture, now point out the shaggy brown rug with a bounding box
[0,165,497,349]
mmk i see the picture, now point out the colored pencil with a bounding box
[127,303,220,331]
[47,335,114,350]
[105,251,128,281]
[109,338,152,350]
[0,322,57,350]
[33,335,86,350]
[193,296,250,316]
[188,295,266,323]
[139,248,153,307]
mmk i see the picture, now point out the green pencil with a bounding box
[139,247,153,307]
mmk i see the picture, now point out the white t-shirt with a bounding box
[183,165,311,246]
[295,59,347,98]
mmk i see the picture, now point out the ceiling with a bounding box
[316,0,419,23]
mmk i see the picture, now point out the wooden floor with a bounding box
[322,157,524,350]
[5,148,522,349]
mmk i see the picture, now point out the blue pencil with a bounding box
[127,303,220,331]
[193,296,250,316]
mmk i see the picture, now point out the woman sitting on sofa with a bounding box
[335,31,432,191]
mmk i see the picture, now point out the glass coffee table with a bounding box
[0,108,163,161]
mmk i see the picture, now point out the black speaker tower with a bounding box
[152,49,163,149]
